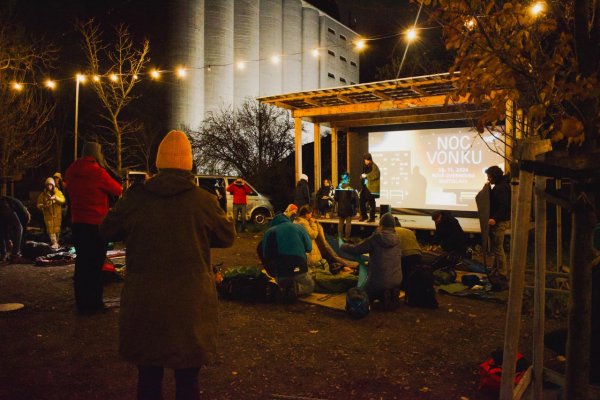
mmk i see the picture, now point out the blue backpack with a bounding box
[346,287,370,319]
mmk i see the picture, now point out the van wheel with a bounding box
[251,209,269,225]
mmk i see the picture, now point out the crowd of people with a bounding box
[1,131,517,399]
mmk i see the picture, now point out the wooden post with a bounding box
[564,181,595,399]
[499,137,551,400]
[313,123,321,192]
[331,128,338,188]
[294,117,302,183]
[533,176,547,400]
[556,179,562,271]
[346,130,351,174]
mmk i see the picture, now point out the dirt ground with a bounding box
[0,230,566,400]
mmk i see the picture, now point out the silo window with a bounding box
[340,56,347,62]
[350,61,357,67]
[328,50,335,56]
[328,72,335,79]
[340,77,347,83]
[328,28,335,34]
[340,34,347,41]
[350,82,356,85]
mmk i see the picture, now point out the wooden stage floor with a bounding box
[316,214,483,234]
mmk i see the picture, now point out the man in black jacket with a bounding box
[431,210,467,269]
[485,165,511,277]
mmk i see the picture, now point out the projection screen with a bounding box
[369,127,505,212]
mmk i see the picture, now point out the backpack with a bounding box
[404,266,438,309]
[479,349,529,392]
[217,267,278,303]
[345,287,370,319]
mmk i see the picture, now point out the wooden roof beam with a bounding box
[303,98,322,107]
[337,94,356,104]
[372,90,393,100]
[410,85,428,96]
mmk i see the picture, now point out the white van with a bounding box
[195,175,274,225]
[125,171,274,225]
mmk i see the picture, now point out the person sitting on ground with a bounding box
[394,217,422,281]
[283,203,298,222]
[335,175,359,241]
[37,177,66,249]
[341,212,403,301]
[430,210,468,269]
[294,205,357,271]
[262,213,314,300]
[0,196,31,264]
[316,178,333,218]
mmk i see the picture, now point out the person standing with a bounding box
[100,130,235,400]
[359,153,380,222]
[0,196,31,264]
[65,141,122,315]
[485,165,511,277]
[36,177,66,249]
[293,173,311,208]
[334,179,359,241]
[227,177,252,233]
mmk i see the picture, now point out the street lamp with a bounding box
[74,74,86,160]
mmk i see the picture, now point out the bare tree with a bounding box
[189,99,295,191]
[77,19,150,176]
[0,21,57,195]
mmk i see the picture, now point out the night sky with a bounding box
[8,0,417,83]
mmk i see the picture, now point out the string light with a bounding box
[109,73,119,82]
[270,55,280,64]
[150,69,161,79]
[76,73,86,83]
[133,74,138,80]
[176,67,187,78]
[464,17,477,31]
[92,75,101,82]
[405,28,418,42]
[354,39,366,50]
[236,61,246,70]
[12,82,23,91]
[45,79,56,89]
[311,48,320,57]
[529,1,545,17]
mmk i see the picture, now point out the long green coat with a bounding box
[99,170,235,368]
[36,188,65,234]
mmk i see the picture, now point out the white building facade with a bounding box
[167,0,360,129]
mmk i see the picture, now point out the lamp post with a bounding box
[74,74,86,160]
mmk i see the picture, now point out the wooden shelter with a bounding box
[258,72,487,191]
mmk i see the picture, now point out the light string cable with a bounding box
[395,0,424,79]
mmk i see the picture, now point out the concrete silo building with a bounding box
[167,0,360,129]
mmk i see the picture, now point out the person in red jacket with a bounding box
[226,178,252,233]
[65,141,122,315]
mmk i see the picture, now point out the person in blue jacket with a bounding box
[262,213,314,300]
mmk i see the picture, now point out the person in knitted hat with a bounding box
[359,152,380,222]
[293,173,311,208]
[36,177,66,248]
[341,212,403,302]
[100,130,235,400]
[65,140,122,315]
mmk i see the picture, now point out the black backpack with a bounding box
[217,273,279,303]
[404,266,438,309]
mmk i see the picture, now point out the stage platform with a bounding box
[317,214,484,235]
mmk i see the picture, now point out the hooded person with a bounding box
[36,177,66,248]
[65,141,122,315]
[359,153,380,222]
[262,212,314,300]
[100,130,235,400]
[293,173,311,208]
[341,212,403,299]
